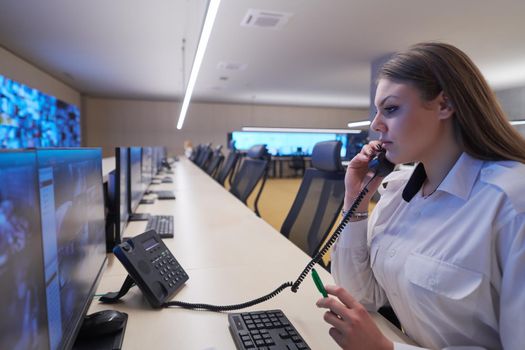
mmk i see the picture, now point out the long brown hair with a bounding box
[379,42,525,163]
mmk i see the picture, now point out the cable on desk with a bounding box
[162,175,375,312]
[163,282,293,311]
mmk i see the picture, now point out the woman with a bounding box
[316,42,525,350]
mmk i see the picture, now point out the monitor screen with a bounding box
[141,147,153,186]
[0,74,81,149]
[36,148,106,350]
[0,150,50,350]
[129,147,143,214]
[230,131,350,158]
[115,147,129,237]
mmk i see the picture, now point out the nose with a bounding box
[370,111,386,133]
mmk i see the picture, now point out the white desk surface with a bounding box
[91,157,416,349]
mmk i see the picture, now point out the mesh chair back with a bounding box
[216,150,240,185]
[205,151,224,176]
[280,140,345,257]
[196,145,213,169]
[189,144,202,162]
[229,145,269,203]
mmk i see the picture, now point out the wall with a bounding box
[0,46,81,109]
[83,96,369,157]
[496,86,525,136]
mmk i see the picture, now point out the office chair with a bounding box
[216,149,240,186]
[196,144,213,169]
[288,154,306,177]
[280,140,345,266]
[189,144,202,162]
[205,146,224,177]
[229,144,270,216]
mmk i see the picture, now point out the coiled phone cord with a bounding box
[163,174,377,311]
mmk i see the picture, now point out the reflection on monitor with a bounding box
[0,74,81,149]
[129,147,143,214]
[230,131,350,158]
[141,147,153,186]
[36,148,106,349]
[115,147,129,237]
[0,150,50,350]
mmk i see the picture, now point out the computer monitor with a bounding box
[229,131,351,158]
[0,150,50,350]
[141,147,153,187]
[128,147,144,214]
[107,147,129,244]
[36,148,107,349]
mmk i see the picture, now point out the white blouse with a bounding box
[332,153,525,350]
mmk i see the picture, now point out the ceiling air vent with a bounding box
[217,62,248,71]
[241,9,293,29]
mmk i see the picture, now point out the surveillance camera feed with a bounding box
[36,149,106,350]
[0,151,49,350]
[0,148,106,350]
[0,75,81,149]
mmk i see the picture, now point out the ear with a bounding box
[437,92,455,120]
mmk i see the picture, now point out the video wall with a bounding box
[0,75,81,149]
[229,131,368,159]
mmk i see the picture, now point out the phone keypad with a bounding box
[151,249,188,290]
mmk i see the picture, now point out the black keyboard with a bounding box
[155,190,176,200]
[228,309,311,350]
[145,215,174,238]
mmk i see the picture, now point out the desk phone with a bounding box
[113,230,189,308]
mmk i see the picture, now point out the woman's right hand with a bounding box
[343,141,387,213]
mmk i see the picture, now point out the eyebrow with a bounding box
[375,95,399,108]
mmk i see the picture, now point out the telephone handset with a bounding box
[103,149,395,311]
[368,148,395,178]
[106,230,189,308]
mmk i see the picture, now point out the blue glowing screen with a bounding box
[0,75,81,149]
[230,131,356,158]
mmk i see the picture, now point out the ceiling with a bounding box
[1,0,525,109]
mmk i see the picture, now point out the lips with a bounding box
[380,141,392,149]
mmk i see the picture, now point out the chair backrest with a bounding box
[229,144,269,204]
[196,144,213,169]
[280,140,345,258]
[205,148,224,176]
[216,150,240,185]
[189,144,203,162]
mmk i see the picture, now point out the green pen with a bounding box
[311,268,328,298]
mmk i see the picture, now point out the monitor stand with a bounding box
[72,311,128,350]
[129,213,151,221]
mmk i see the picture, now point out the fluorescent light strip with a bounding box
[241,126,362,134]
[176,0,221,130]
[510,120,525,126]
[347,120,371,128]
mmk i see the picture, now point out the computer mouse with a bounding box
[77,310,128,338]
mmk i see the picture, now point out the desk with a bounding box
[91,158,416,349]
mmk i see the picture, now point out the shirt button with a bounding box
[389,249,396,257]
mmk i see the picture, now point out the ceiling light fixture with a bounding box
[241,127,362,134]
[176,0,221,130]
[510,120,525,125]
[347,120,371,128]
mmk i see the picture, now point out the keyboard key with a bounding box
[228,309,310,350]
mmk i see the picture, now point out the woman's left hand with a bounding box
[316,285,393,350]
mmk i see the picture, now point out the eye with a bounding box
[383,105,398,115]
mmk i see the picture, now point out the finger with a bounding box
[328,327,346,348]
[323,309,347,329]
[325,285,360,309]
[317,296,352,323]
